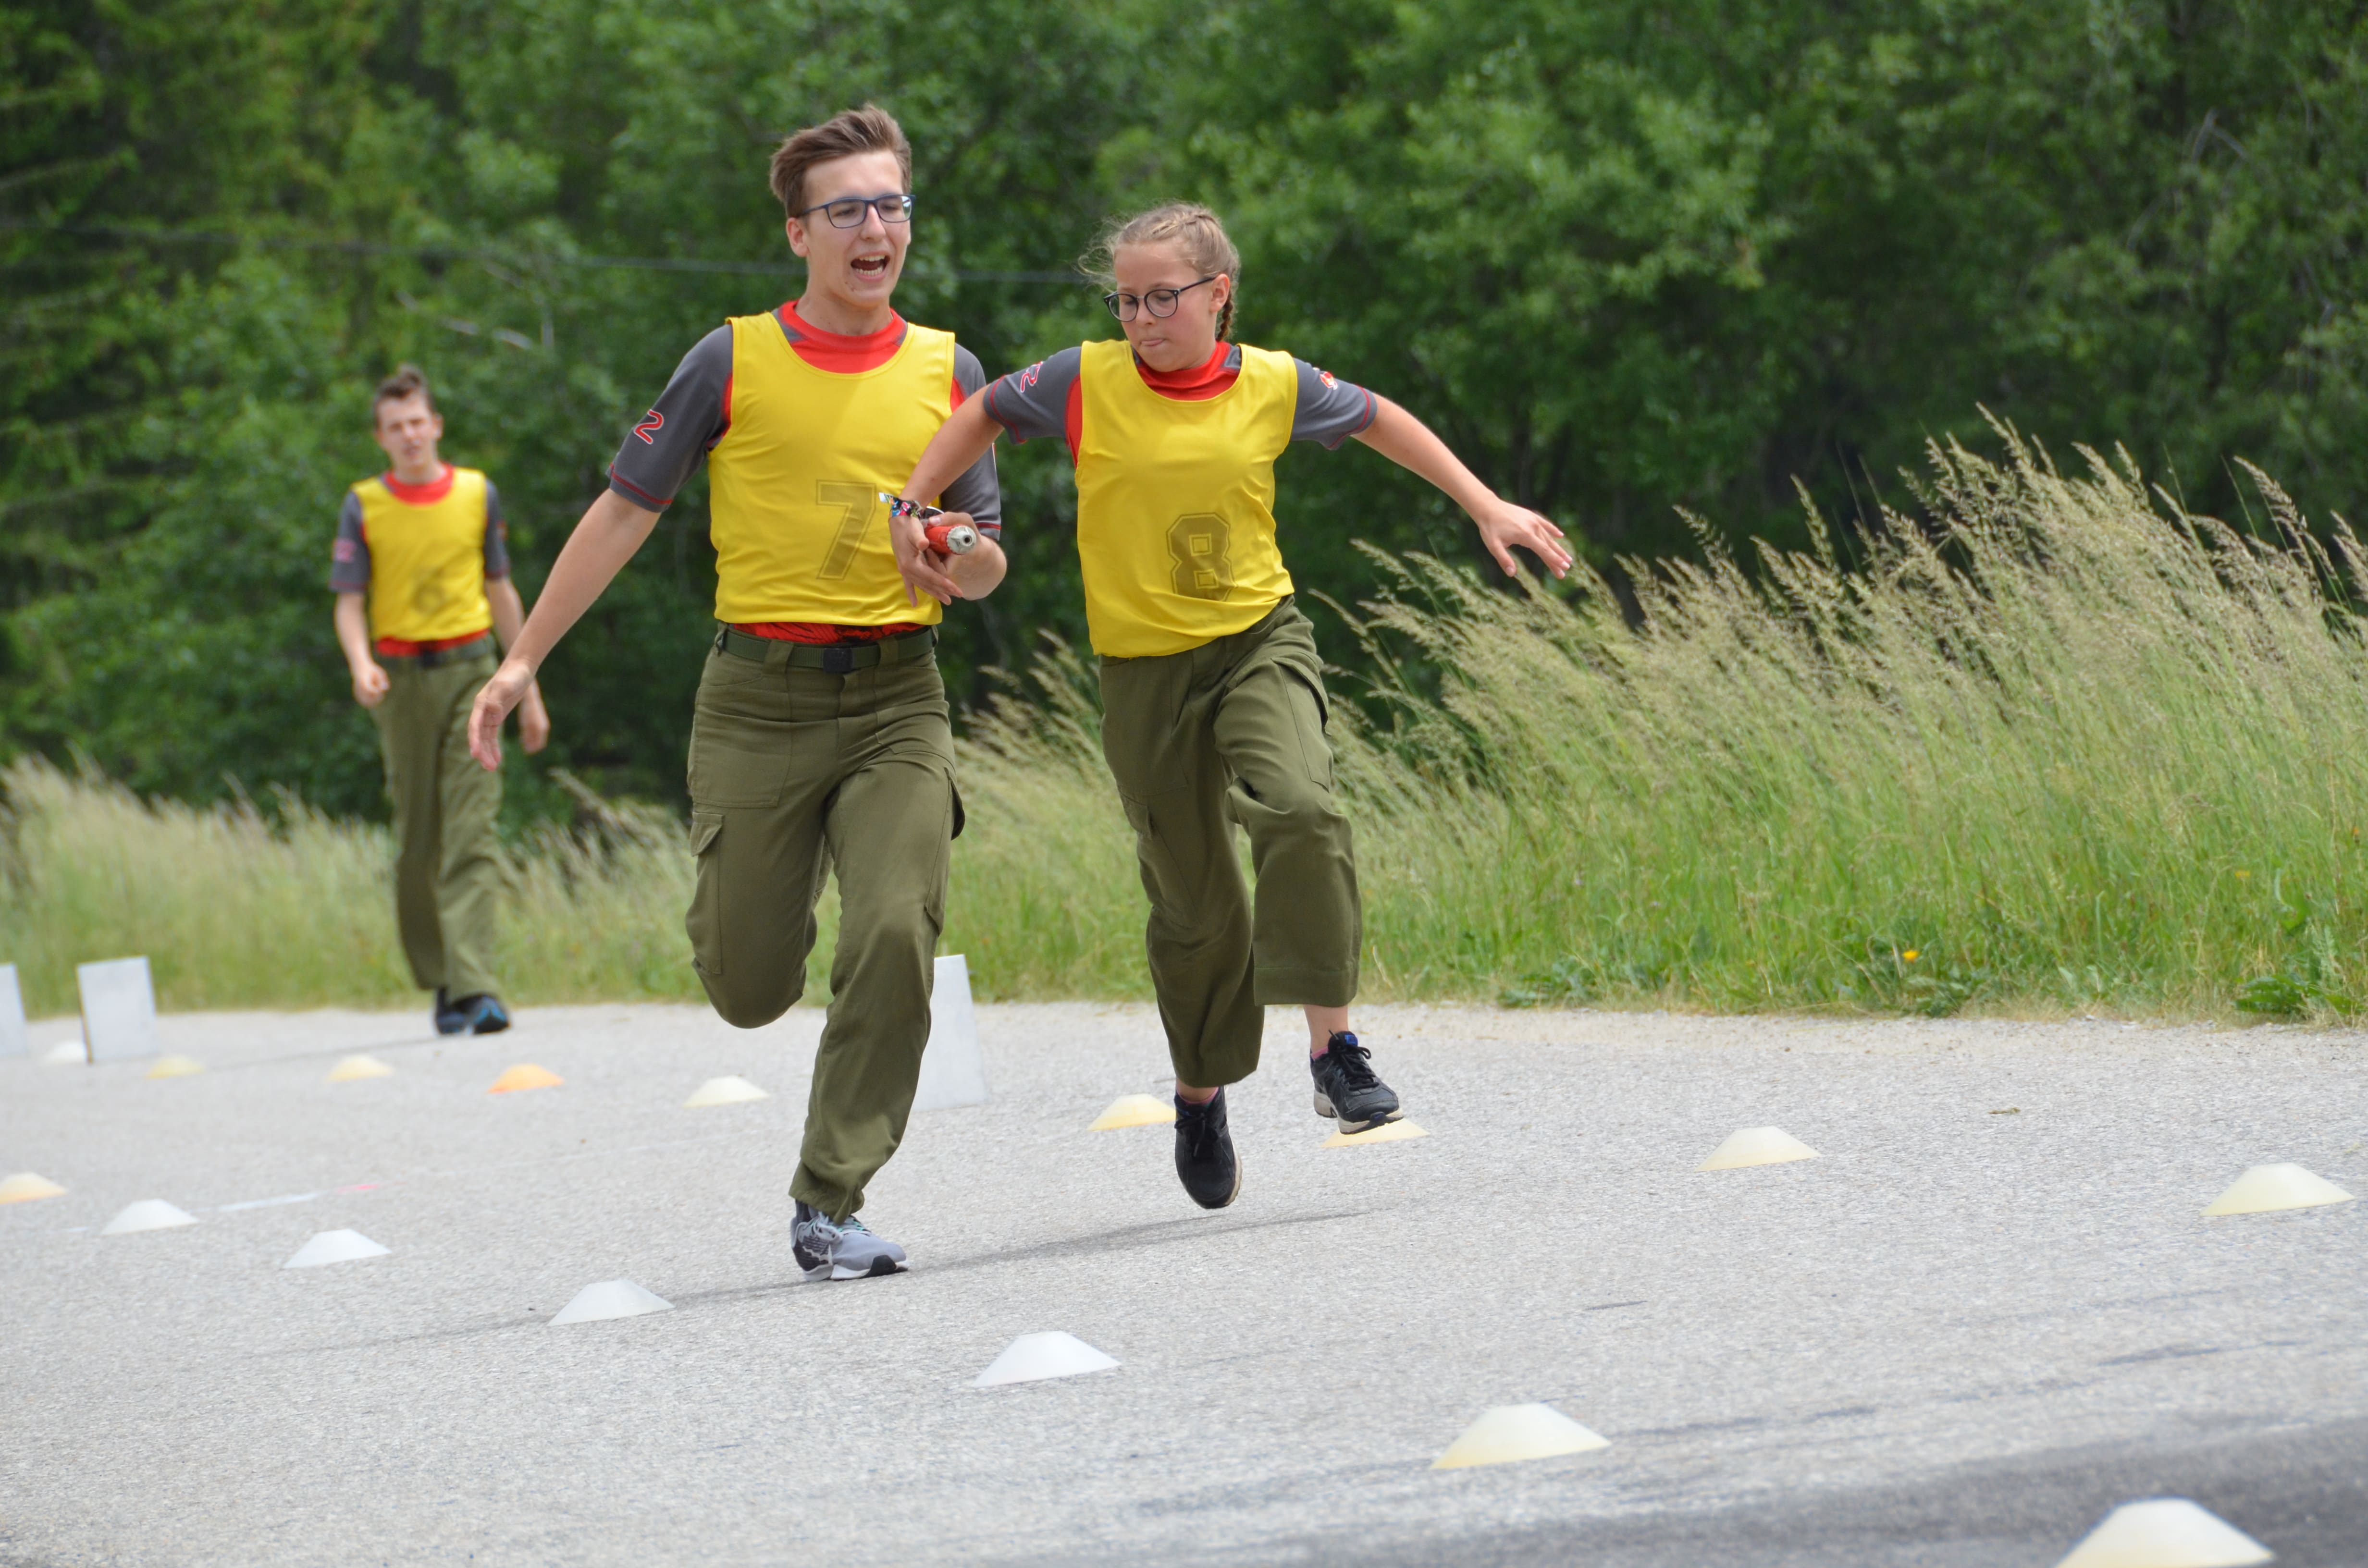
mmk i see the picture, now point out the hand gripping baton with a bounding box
[880,491,978,555]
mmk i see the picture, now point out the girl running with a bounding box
[898,202,1569,1210]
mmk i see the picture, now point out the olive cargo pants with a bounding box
[684,631,956,1221]
[374,648,503,1001]
[1098,599,1361,1090]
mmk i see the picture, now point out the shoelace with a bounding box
[1176,1092,1222,1152]
[1326,1034,1381,1090]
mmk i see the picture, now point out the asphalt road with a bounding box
[2,1001,2362,1566]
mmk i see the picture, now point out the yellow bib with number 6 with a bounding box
[1074,338,1296,657]
[705,313,957,627]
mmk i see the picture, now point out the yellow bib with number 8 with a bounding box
[1074,338,1297,657]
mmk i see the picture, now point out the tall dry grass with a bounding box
[5,431,2363,1020]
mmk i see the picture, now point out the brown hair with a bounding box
[769,105,912,215]
[371,364,433,427]
[1086,202,1244,341]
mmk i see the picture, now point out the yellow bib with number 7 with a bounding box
[706,313,958,627]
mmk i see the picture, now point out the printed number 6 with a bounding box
[1167,513,1233,601]
[816,481,877,580]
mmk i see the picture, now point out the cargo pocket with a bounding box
[950,779,967,841]
[685,808,727,977]
[1280,664,1336,789]
[1119,792,1198,921]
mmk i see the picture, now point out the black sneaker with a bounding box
[1173,1089,1241,1209]
[1310,1033,1402,1133]
[450,994,511,1035]
[432,988,468,1036]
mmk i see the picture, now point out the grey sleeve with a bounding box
[607,326,733,509]
[1290,358,1379,448]
[329,492,370,592]
[982,346,1081,445]
[482,480,512,579]
[941,344,1002,537]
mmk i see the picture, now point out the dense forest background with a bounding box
[5,0,2366,820]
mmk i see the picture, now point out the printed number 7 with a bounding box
[817,481,877,580]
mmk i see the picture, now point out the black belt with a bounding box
[714,625,936,674]
[384,635,493,669]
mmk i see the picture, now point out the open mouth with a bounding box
[850,254,891,281]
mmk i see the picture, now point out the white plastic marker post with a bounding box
[327,1054,395,1083]
[0,963,25,1058]
[972,1331,1120,1387]
[76,956,158,1063]
[1089,1094,1176,1130]
[283,1230,391,1269]
[684,1075,769,1109]
[1432,1404,1611,1470]
[910,953,987,1113]
[550,1279,675,1325]
[0,1173,67,1204]
[1699,1126,1820,1171]
[1326,1120,1430,1149]
[101,1200,197,1236]
[2054,1497,2272,1568]
[2202,1163,2354,1217]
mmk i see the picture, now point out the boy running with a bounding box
[899,202,1567,1210]
[333,365,550,1037]
[466,107,1004,1281]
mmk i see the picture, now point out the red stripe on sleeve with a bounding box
[1064,379,1083,467]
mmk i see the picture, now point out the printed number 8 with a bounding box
[1167,513,1233,601]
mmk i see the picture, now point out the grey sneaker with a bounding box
[792,1200,908,1281]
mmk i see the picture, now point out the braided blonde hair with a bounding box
[1086,202,1242,341]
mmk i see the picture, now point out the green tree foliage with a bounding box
[4,0,2366,817]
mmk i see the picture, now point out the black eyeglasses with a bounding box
[1103,275,1219,322]
[795,192,915,229]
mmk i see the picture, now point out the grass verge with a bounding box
[3,430,2362,1023]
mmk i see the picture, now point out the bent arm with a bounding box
[948,533,1008,599]
[904,395,1005,512]
[1351,397,1573,579]
[895,397,1009,605]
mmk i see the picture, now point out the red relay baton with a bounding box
[879,491,978,555]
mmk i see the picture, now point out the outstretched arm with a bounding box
[897,396,1007,607]
[1353,397,1573,579]
[467,490,658,769]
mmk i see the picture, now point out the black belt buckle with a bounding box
[820,646,856,675]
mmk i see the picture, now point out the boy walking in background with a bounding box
[465,107,1005,1281]
[333,365,550,1036]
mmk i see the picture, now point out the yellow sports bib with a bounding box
[353,468,494,643]
[1074,339,1297,657]
[707,313,958,627]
